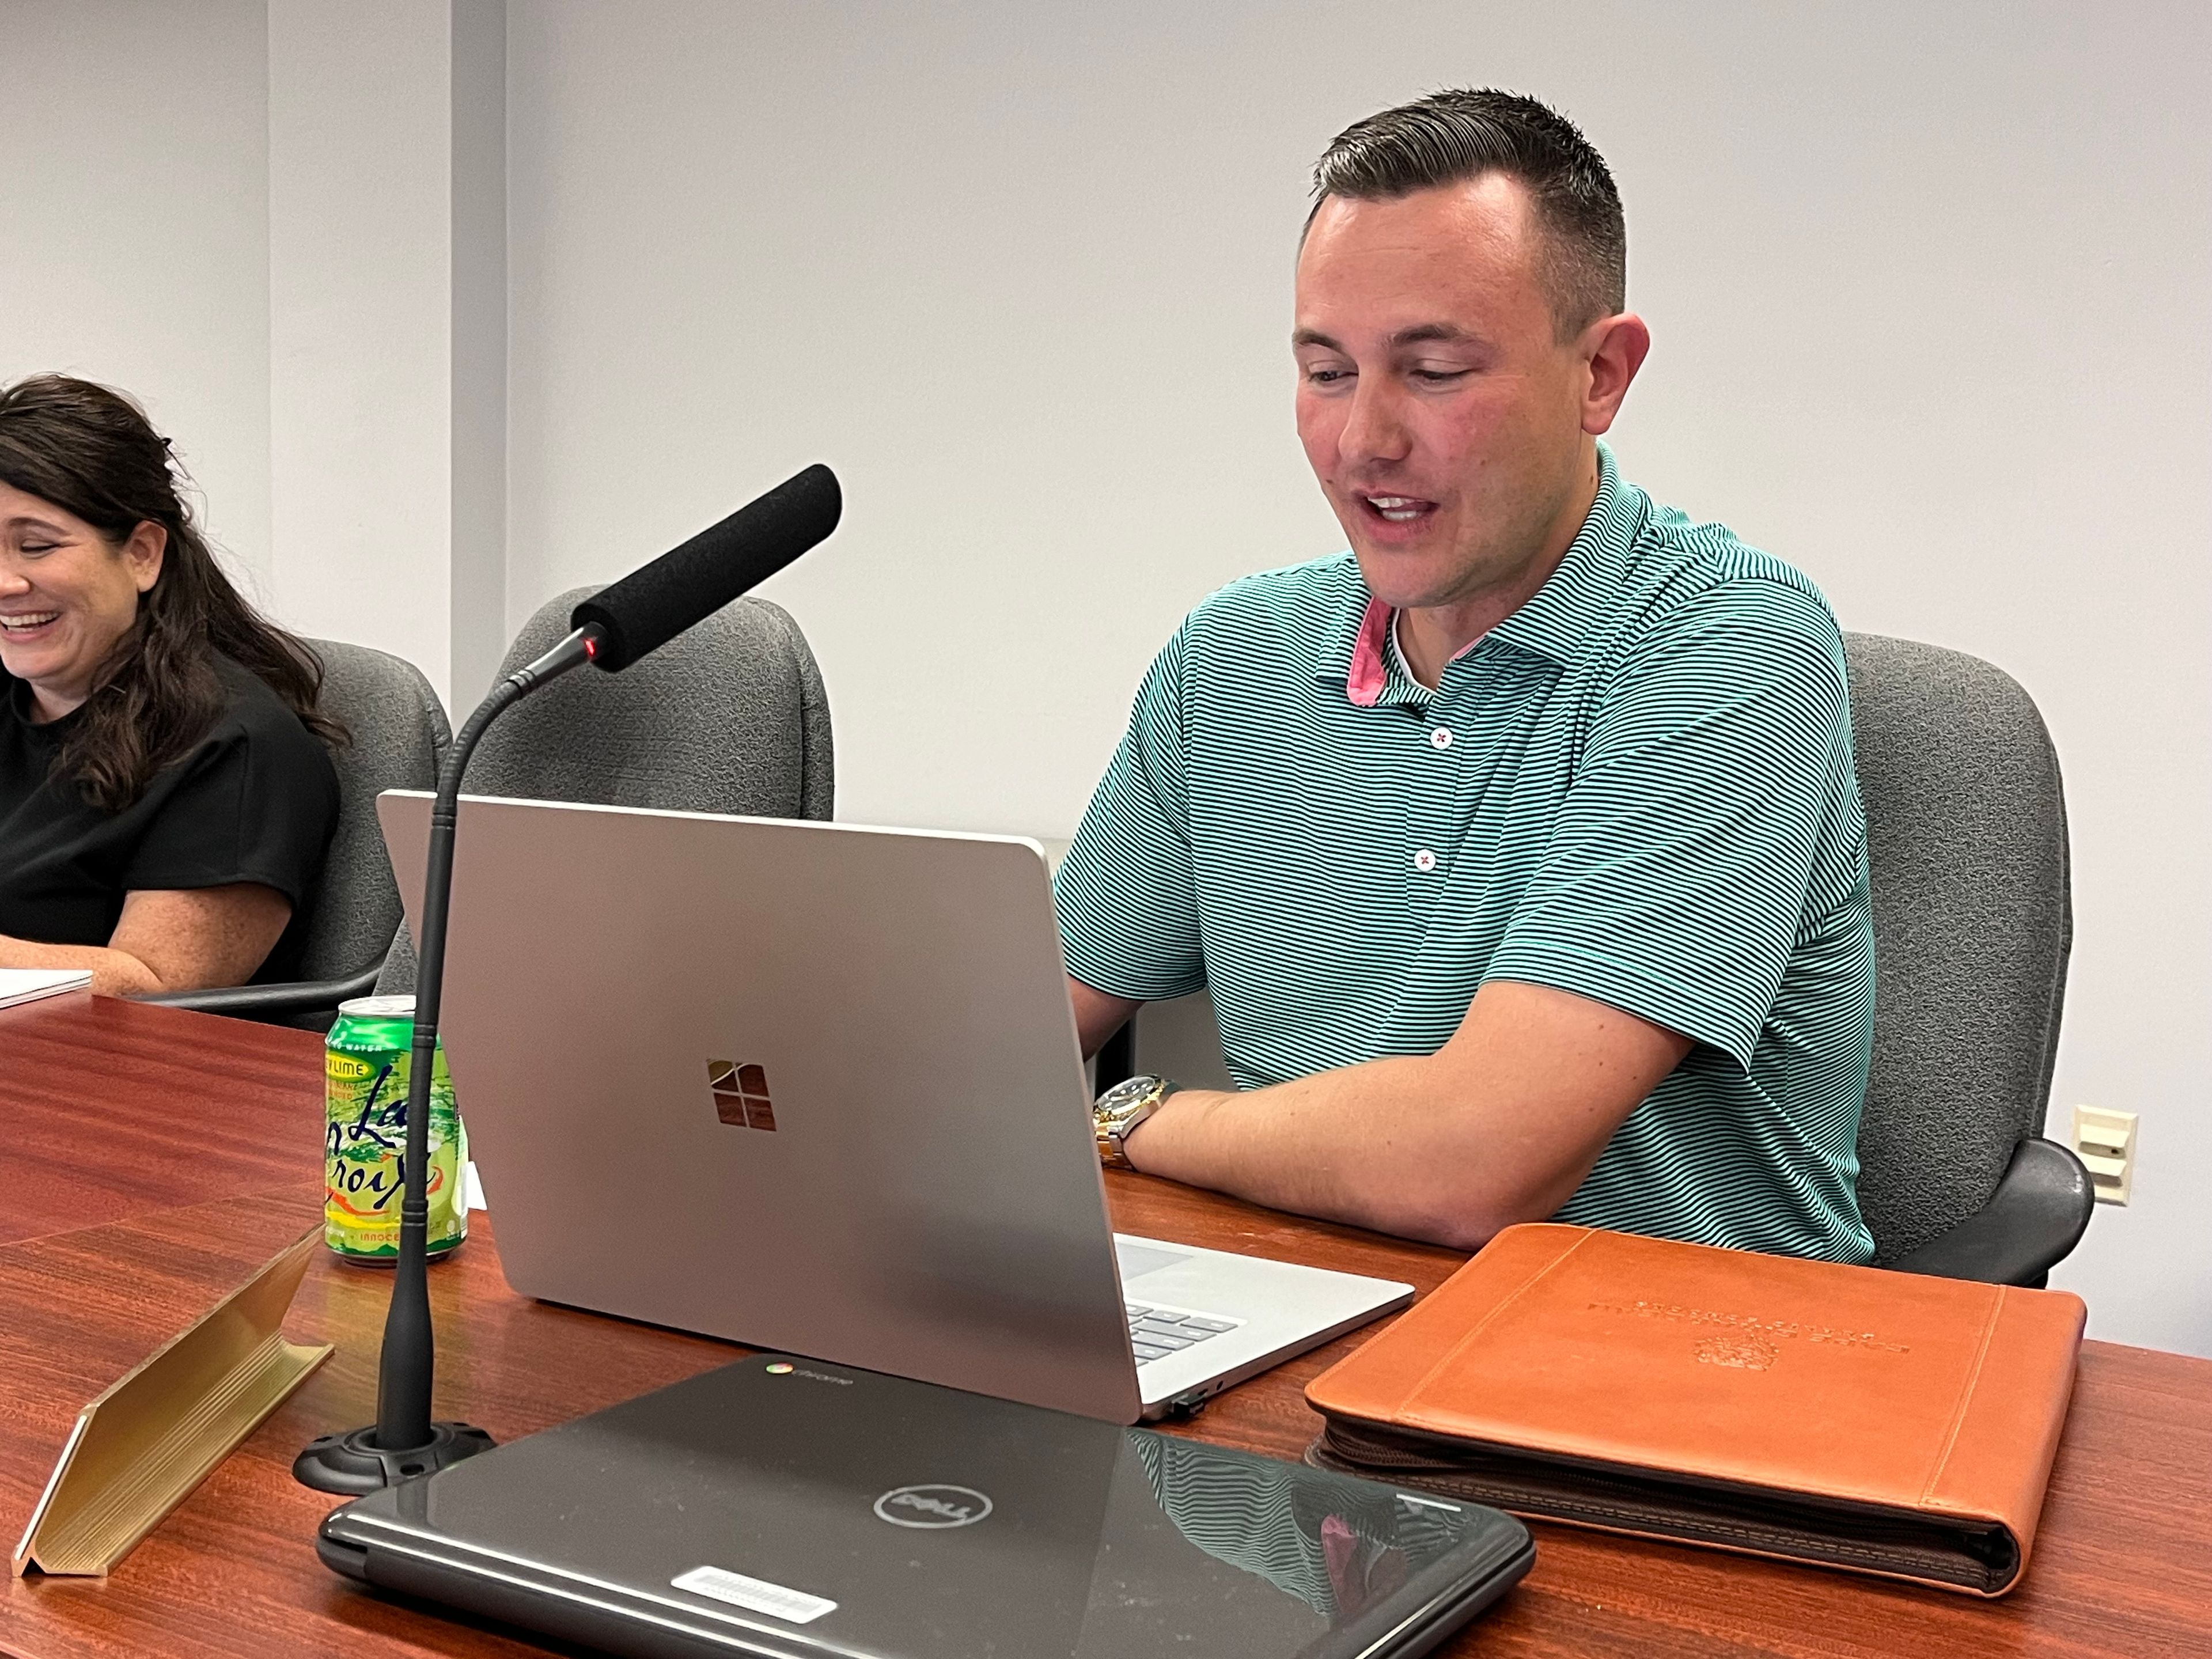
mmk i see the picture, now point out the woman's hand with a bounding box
[0,883,293,996]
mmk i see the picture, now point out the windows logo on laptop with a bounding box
[707,1060,778,1131]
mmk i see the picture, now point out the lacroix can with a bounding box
[324,994,468,1263]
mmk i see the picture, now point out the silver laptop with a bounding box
[378,793,1412,1424]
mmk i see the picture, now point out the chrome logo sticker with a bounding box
[872,1484,993,1529]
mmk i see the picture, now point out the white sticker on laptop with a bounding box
[672,1565,837,1624]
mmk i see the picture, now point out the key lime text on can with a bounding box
[325,994,468,1263]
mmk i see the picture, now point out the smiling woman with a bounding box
[0,376,340,997]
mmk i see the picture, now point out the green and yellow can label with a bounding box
[324,997,468,1261]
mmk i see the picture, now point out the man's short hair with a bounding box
[1308,89,1626,339]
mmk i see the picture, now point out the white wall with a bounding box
[268,0,509,709]
[505,0,2212,1353]
[449,0,510,706]
[0,0,273,594]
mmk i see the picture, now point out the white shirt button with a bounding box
[1430,726,1453,749]
[1412,849,1437,873]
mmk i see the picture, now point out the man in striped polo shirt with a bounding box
[1056,89,1876,1264]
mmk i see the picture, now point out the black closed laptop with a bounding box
[318,1354,1533,1657]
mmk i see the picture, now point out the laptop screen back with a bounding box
[377,791,1142,1423]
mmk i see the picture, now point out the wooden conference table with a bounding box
[2,996,2209,1659]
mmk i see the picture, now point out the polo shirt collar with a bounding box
[1484,441,1636,668]
[1320,441,1638,707]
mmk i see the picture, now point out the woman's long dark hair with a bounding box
[0,375,344,812]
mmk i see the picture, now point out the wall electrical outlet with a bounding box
[2070,1106,2137,1206]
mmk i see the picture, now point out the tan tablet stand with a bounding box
[12,1225,333,1577]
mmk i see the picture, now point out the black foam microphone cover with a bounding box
[571,463,841,671]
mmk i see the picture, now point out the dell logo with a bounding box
[707,1060,777,1131]
[872,1484,993,1529]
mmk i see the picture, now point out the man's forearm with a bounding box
[1122,1054,1498,1244]
[1116,980,1693,1251]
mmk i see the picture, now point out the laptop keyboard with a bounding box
[1125,1302,1243,1366]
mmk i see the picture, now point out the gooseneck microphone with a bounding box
[295,464,842,1494]
[573,463,839,671]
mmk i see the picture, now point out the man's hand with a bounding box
[1104,978,1690,1251]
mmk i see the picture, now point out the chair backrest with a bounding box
[459,586,833,817]
[297,639,450,980]
[376,588,833,993]
[1843,632,2071,1263]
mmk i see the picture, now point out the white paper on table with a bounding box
[0,968,93,1010]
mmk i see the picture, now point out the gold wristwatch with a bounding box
[1093,1074,1180,1169]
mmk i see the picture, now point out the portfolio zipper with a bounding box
[1311,1418,2017,1593]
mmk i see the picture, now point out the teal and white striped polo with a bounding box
[1056,443,1876,1264]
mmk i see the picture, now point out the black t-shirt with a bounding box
[0,656,340,983]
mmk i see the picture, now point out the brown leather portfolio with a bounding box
[1304,1223,2084,1596]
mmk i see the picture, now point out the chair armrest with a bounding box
[1887,1136,2096,1288]
[141,961,385,1027]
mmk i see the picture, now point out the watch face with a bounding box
[1096,1074,1161,1116]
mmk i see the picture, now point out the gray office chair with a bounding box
[1843,632,2092,1286]
[1115,632,2093,1288]
[376,585,834,994]
[149,639,450,1028]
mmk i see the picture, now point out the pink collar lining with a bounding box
[1346,600,1478,706]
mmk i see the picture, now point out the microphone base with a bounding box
[293,1420,497,1495]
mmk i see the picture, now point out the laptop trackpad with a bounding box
[1114,1239,1191,1283]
